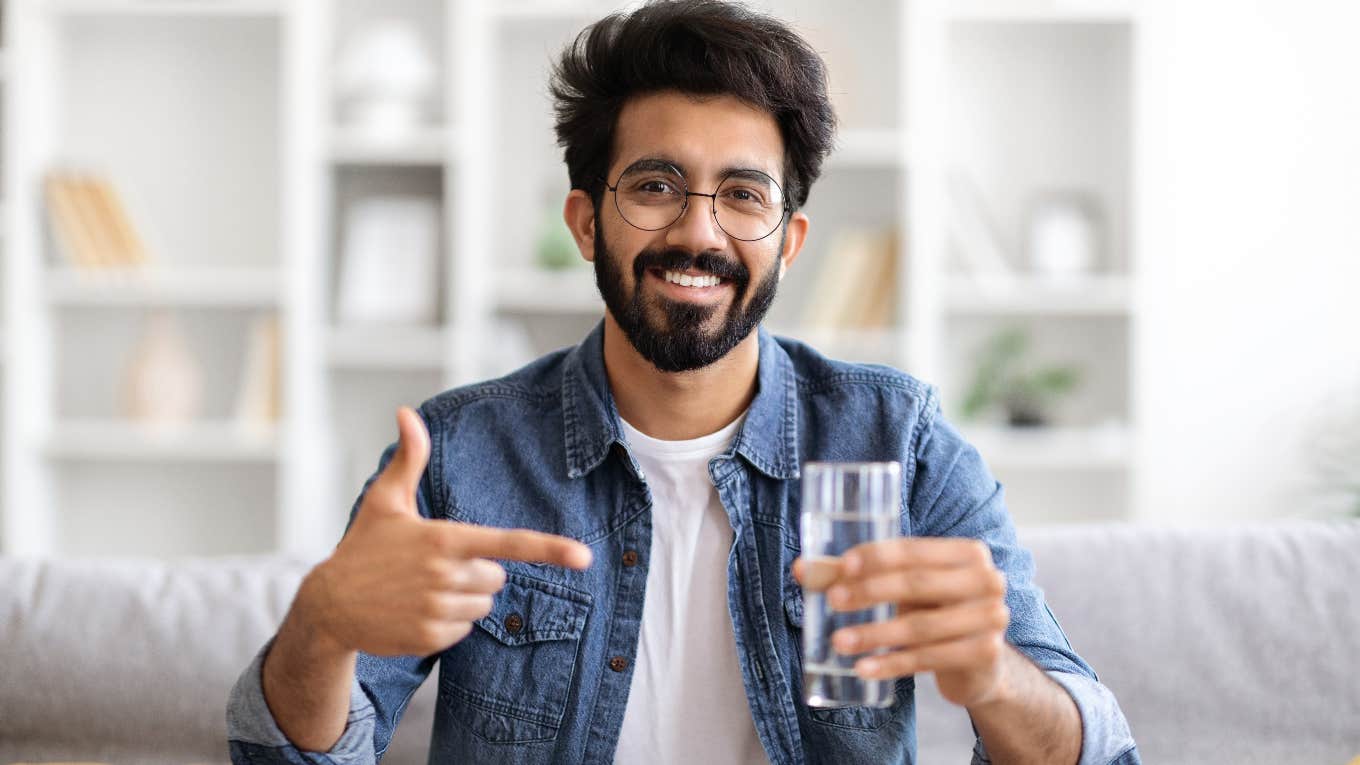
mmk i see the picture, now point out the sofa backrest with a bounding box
[3,520,1357,765]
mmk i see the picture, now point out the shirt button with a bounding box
[608,656,628,672]
[504,613,524,634]
[621,550,639,567]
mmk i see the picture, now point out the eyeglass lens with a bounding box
[612,161,785,241]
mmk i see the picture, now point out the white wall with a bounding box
[1137,0,1360,522]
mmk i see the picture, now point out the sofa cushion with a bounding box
[916,520,1360,765]
[0,555,308,764]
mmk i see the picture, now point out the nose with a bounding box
[665,192,728,253]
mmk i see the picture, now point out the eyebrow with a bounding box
[625,155,780,185]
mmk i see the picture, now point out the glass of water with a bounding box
[800,461,902,708]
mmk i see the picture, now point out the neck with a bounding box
[602,313,760,441]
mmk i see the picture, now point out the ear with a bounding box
[564,190,598,263]
[779,210,810,279]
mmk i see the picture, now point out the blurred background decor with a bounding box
[1308,389,1360,518]
[534,202,582,270]
[335,194,440,325]
[335,16,437,141]
[960,325,1081,427]
[0,0,1351,549]
[122,310,202,427]
[44,170,151,269]
[1025,189,1102,280]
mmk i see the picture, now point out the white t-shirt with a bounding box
[613,413,771,765]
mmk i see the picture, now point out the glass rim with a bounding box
[801,460,902,473]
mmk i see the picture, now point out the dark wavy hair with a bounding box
[550,0,837,212]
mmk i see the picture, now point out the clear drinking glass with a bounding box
[800,461,902,708]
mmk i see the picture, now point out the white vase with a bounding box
[123,311,202,427]
[1027,193,1102,280]
[335,19,437,139]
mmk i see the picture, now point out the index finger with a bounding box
[441,522,593,570]
[842,537,992,579]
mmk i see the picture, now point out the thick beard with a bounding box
[593,222,783,373]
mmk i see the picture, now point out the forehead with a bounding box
[611,90,785,181]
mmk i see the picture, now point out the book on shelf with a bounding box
[43,171,151,269]
[799,227,898,331]
[235,315,282,427]
[946,167,1015,292]
[335,196,440,325]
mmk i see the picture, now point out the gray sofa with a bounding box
[3,520,1358,764]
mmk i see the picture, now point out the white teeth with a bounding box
[663,270,720,288]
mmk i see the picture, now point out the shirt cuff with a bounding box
[1045,670,1139,765]
[968,671,1139,765]
[226,637,379,765]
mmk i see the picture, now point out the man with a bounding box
[228,1,1139,763]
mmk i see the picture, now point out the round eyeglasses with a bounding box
[601,159,789,242]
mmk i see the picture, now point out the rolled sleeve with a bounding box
[226,638,379,765]
[1045,671,1140,765]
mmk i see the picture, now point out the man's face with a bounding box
[591,91,791,373]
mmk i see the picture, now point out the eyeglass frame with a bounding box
[597,159,792,242]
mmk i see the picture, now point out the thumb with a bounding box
[382,406,431,502]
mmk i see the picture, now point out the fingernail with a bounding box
[833,631,859,652]
[856,658,879,675]
[843,552,861,576]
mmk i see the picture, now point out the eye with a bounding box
[721,186,767,205]
[639,179,677,194]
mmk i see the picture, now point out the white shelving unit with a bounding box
[0,0,1145,557]
[46,419,280,463]
[0,0,8,554]
[45,266,285,307]
[1,0,328,557]
[944,275,1133,316]
[907,0,1143,524]
[328,126,449,167]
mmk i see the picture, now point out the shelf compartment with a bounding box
[959,423,1130,470]
[47,267,283,307]
[944,275,1131,315]
[494,267,601,314]
[329,126,449,166]
[327,325,448,371]
[942,0,1136,23]
[828,128,909,169]
[46,0,286,18]
[489,2,614,21]
[46,419,280,462]
[768,325,910,366]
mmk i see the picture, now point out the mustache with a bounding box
[632,248,750,285]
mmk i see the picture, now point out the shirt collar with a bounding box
[560,321,800,481]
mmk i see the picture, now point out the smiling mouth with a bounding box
[648,267,730,289]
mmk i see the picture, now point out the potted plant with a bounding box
[960,327,1081,427]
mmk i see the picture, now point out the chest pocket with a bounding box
[440,573,591,744]
[783,591,908,731]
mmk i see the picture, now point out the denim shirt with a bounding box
[227,322,1139,765]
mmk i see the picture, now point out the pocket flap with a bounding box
[475,574,590,646]
[784,591,804,628]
